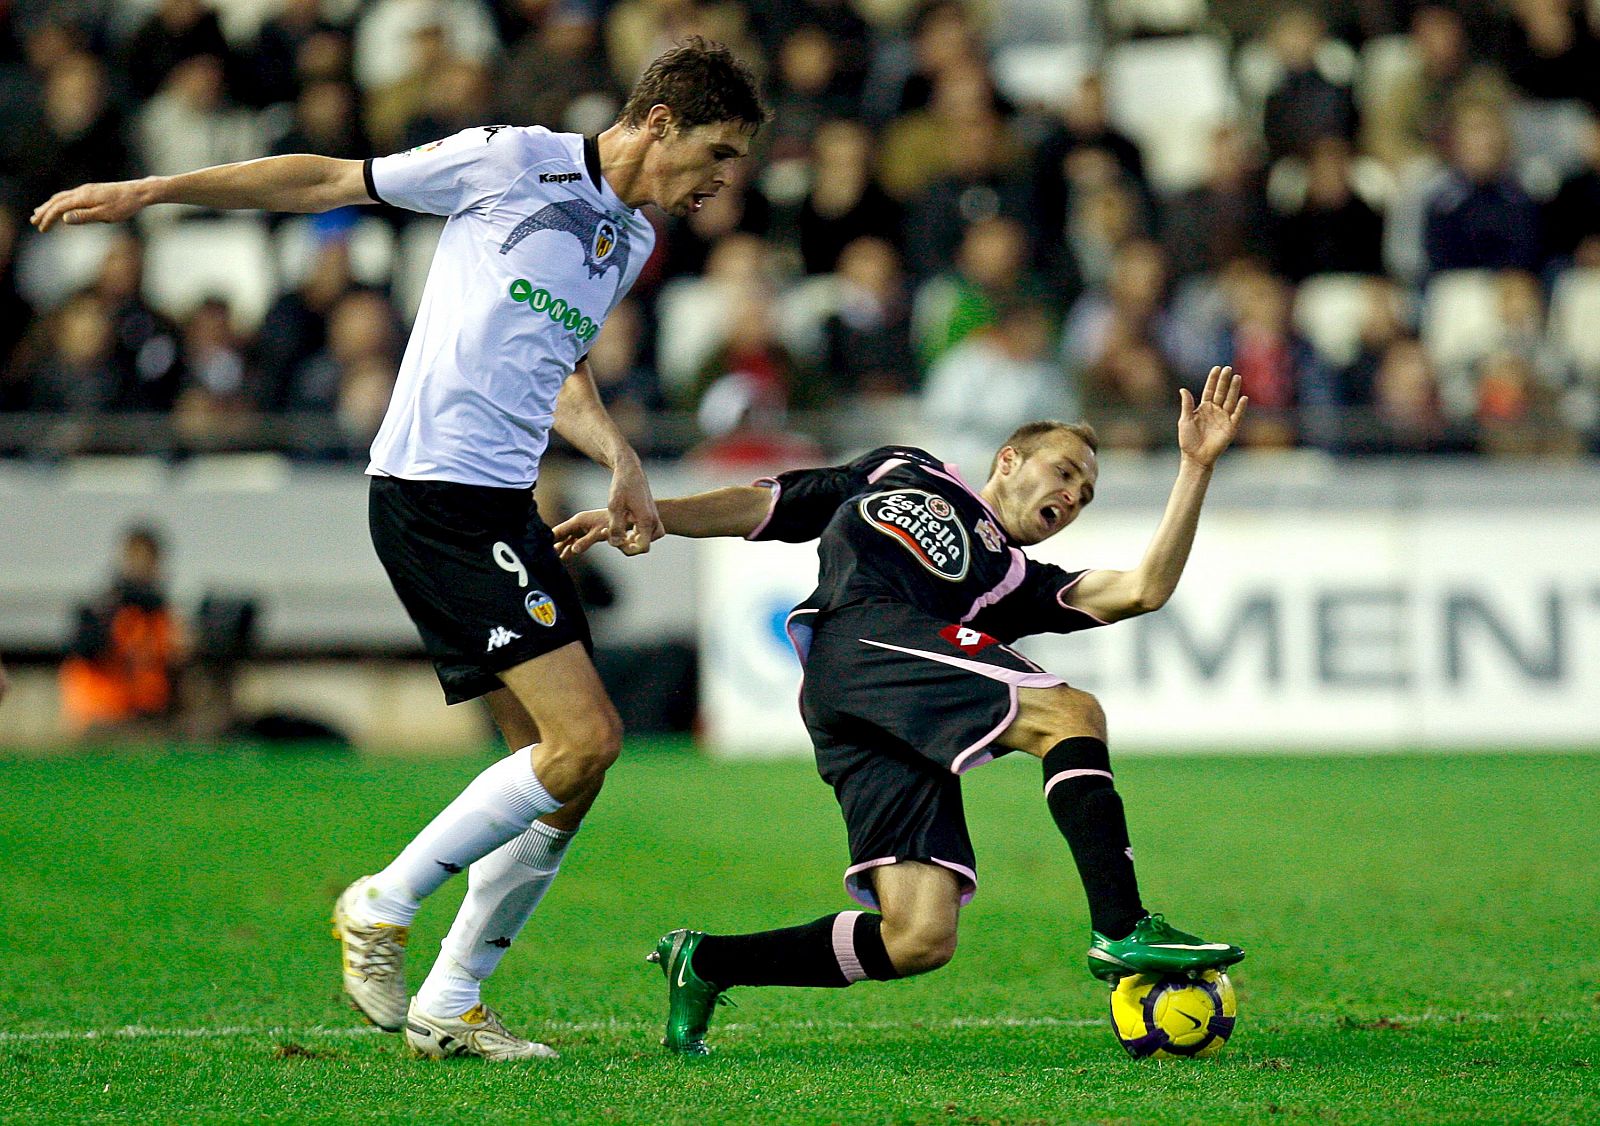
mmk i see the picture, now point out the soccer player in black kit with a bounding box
[558,367,1249,1054]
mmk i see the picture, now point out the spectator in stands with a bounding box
[124,0,235,101]
[365,23,459,151]
[270,79,371,163]
[25,51,136,204]
[59,524,188,737]
[353,0,499,95]
[752,0,872,88]
[0,201,35,408]
[688,284,808,409]
[1082,334,1177,453]
[1161,122,1276,279]
[922,298,1077,477]
[1475,350,1581,458]
[1030,71,1149,285]
[1274,136,1386,281]
[764,25,860,157]
[913,215,1049,369]
[1260,8,1358,162]
[903,105,1030,280]
[1064,239,1198,382]
[1363,5,1508,171]
[137,55,265,183]
[1422,100,1541,276]
[254,240,354,411]
[796,119,903,275]
[499,11,617,135]
[605,0,757,96]
[173,297,253,444]
[863,0,984,123]
[398,58,493,152]
[1340,336,1472,455]
[820,236,918,397]
[880,57,1012,202]
[686,369,827,473]
[582,298,665,452]
[1332,276,1410,407]
[1065,179,1148,294]
[93,232,185,413]
[1214,262,1336,447]
[23,290,120,413]
[1500,0,1600,112]
[245,0,341,108]
[288,289,402,429]
[1543,115,1600,269]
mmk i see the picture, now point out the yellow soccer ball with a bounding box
[1109,969,1238,1060]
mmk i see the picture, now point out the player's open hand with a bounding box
[554,509,611,560]
[605,461,666,557]
[31,178,155,233]
[1178,366,1247,467]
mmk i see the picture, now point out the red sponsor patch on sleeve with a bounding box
[938,624,998,653]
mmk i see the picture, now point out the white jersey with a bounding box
[364,125,656,487]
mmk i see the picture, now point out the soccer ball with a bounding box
[1109,969,1237,1060]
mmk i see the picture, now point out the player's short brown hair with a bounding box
[619,38,769,133]
[990,420,1099,475]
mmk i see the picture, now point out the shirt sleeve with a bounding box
[365,126,521,217]
[971,559,1109,641]
[746,453,885,543]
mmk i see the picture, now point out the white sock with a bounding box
[415,821,576,1017]
[359,748,561,926]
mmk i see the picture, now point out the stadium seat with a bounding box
[1548,268,1600,380]
[991,42,1097,109]
[1294,274,1378,368]
[143,220,277,332]
[1103,37,1235,191]
[14,224,117,311]
[392,218,446,321]
[1420,270,1503,412]
[1508,99,1593,188]
[275,216,398,289]
[775,275,844,368]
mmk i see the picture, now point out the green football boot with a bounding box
[1087,913,1245,982]
[645,928,731,1055]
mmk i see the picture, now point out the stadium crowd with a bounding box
[2,0,1599,465]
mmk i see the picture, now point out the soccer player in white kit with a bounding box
[32,39,768,1060]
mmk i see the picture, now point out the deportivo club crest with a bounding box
[976,517,1005,553]
[525,590,558,627]
[500,199,630,280]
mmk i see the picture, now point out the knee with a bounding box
[1043,685,1106,743]
[882,918,958,977]
[534,708,622,788]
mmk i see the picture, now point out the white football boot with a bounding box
[331,876,410,1032]
[405,999,559,1061]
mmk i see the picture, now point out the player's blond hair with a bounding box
[990,420,1099,477]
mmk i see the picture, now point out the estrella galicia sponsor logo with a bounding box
[508,279,599,342]
[538,171,582,184]
[858,489,970,581]
[500,199,630,281]
[524,589,558,627]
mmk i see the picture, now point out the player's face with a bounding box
[651,118,752,217]
[993,433,1098,546]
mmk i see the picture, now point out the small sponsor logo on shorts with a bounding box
[858,489,970,581]
[524,590,558,627]
[975,517,1005,553]
[486,626,522,651]
[939,624,997,653]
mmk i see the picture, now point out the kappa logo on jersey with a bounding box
[858,489,970,581]
[499,199,631,281]
[486,626,522,651]
[975,517,1005,553]
[524,590,558,627]
[939,624,998,653]
[538,171,582,184]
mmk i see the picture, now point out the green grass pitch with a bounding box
[0,743,1596,1124]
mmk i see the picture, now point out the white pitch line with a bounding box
[0,1011,1534,1046]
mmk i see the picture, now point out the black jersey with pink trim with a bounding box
[748,446,1106,648]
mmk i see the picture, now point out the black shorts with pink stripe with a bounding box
[799,601,1063,908]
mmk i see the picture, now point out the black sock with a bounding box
[1042,736,1145,940]
[693,912,899,989]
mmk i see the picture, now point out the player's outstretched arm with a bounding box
[1065,366,1248,623]
[554,486,774,560]
[30,155,372,232]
